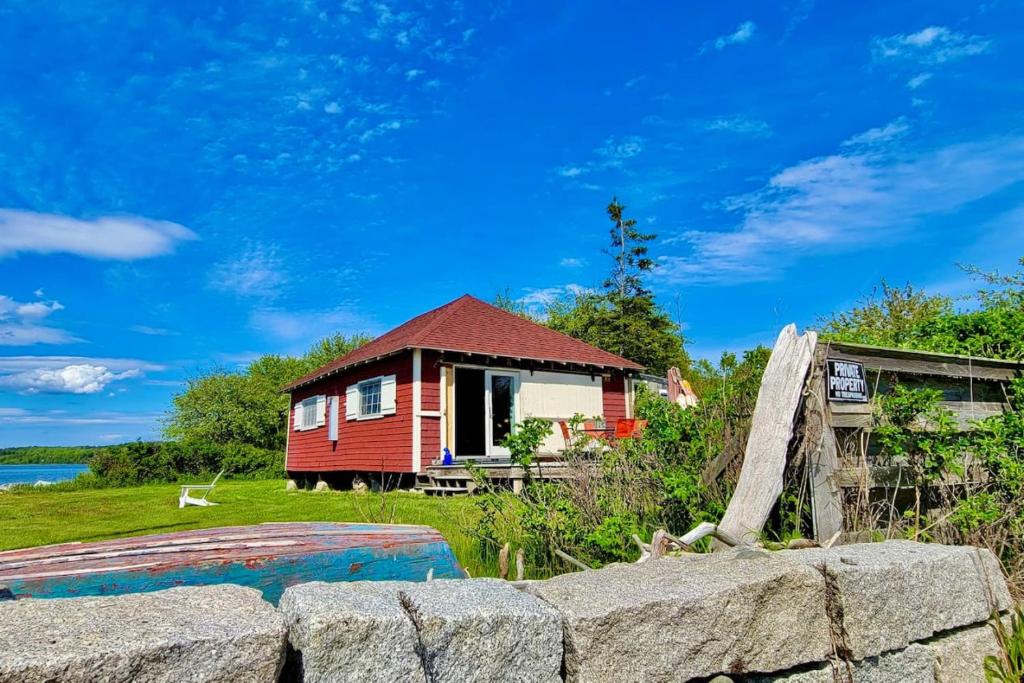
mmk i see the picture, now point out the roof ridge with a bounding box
[468,294,637,362]
[408,294,474,347]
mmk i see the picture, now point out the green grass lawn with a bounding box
[0,479,492,576]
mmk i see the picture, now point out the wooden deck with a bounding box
[0,522,465,604]
[418,459,577,495]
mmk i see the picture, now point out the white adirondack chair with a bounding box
[179,470,225,508]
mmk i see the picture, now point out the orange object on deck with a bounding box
[614,418,647,439]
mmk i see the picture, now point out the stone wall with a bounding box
[0,541,1011,682]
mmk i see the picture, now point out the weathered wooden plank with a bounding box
[715,324,817,547]
[829,402,873,414]
[700,446,739,486]
[831,413,874,429]
[833,466,990,489]
[826,346,1021,381]
[827,340,1023,368]
[807,349,844,543]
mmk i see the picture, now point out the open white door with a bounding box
[485,370,518,457]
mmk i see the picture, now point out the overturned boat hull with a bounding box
[0,522,465,604]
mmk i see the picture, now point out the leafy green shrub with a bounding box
[88,440,284,487]
[873,385,965,536]
[985,605,1024,683]
[469,371,758,575]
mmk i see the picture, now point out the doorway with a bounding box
[454,368,485,456]
[453,367,519,458]
[485,371,517,457]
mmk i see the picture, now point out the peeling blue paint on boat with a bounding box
[0,522,466,605]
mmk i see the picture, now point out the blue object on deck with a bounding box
[442,447,454,465]
[0,522,466,605]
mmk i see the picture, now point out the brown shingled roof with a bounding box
[285,294,642,391]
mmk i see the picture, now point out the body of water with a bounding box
[0,464,89,487]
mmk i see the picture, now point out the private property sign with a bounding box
[827,359,869,403]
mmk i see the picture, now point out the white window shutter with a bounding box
[293,403,302,430]
[345,384,359,420]
[316,395,327,426]
[328,396,339,441]
[381,375,397,415]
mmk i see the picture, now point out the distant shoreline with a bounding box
[0,463,90,489]
[0,446,101,466]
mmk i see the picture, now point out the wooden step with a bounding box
[419,486,469,496]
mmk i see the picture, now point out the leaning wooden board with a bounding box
[0,522,465,604]
[715,324,817,547]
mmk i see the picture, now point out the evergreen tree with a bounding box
[603,197,656,298]
[546,198,690,375]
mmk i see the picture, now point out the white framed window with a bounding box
[360,378,382,417]
[346,374,397,420]
[294,395,326,431]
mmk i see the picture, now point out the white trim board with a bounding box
[412,349,423,472]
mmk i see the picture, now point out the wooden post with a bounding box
[715,325,817,548]
[807,347,845,543]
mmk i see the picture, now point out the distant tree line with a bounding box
[818,257,1024,360]
[163,333,371,452]
[0,446,101,465]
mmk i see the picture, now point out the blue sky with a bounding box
[1,1,1023,446]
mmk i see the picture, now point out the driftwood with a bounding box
[680,521,743,548]
[498,543,510,580]
[715,324,817,548]
[632,529,697,563]
[555,549,591,572]
[515,548,525,582]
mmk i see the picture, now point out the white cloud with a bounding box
[405,68,424,81]
[555,135,645,181]
[0,294,76,346]
[130,325,177,336]
[209,244,287,299]
[559,257,587,268]
[0,364,141,394]
[323,101,342,114]
[872,26,991,64]
[357,119,404,143]
[516,284,590,315]
[705,116,772,136]
[702,20,756,53]
[841,117,910,147]
[0,356,165,373]
[0,325,77,346]
[907,72,933,89]
[596,136,644,162]
[0,209,197,260]
[0,295,62,320]
[0,355,161,394]
[250,306,375,341]
[13,300,64,318]
[658,132,1024,284]
[0,409,159,426]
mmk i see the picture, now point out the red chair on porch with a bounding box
[613,419,647,439]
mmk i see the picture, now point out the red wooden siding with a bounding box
[287,353,413,473]
[420,350,442,467]
[602,371,628,425]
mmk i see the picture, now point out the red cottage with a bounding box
[283,295,643,487]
